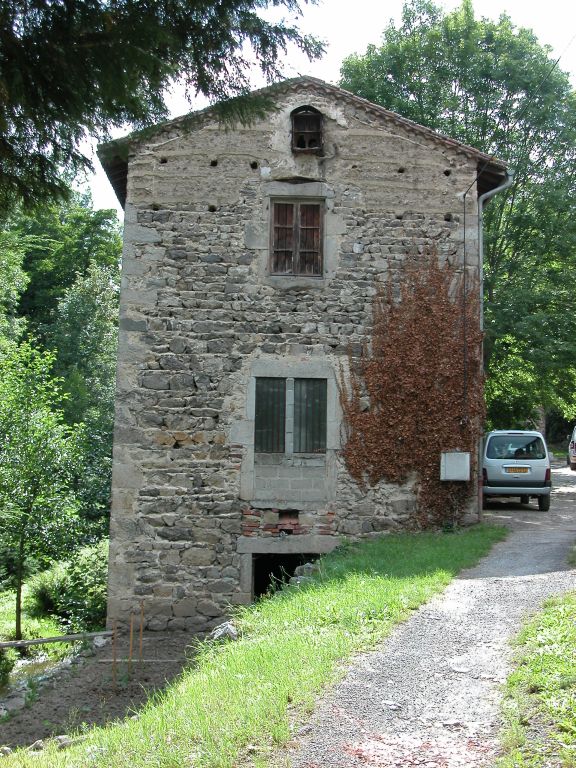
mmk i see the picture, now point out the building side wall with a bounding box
[108,88,481,631]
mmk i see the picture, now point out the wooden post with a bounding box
[139,601,144,662]
[128,613,134,677]
[112,620,117,688]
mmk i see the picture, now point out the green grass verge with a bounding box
[498,592,576,767]
[1,525,506,768]
[0,588,67,696]
[0,588,62,644]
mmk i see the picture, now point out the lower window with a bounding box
[255,377,327,453]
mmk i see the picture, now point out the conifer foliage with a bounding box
[0,0,322,208]
[340,255,484,527]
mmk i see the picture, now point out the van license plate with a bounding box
[506,467,529,474]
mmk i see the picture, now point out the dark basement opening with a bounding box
[252,553,318,598]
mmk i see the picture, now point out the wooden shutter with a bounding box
[297,204,322,276]
[271,203,294,274]
[293,378,327,453]
[254,378,286,453]
[271,201,323,276]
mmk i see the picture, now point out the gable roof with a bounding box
[98,76,508,208]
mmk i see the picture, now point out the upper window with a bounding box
[270,201,323,276]
[255,377,327,454]
[291,106,323,154]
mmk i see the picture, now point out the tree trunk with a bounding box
[14,534,25,642]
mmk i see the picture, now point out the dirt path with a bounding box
[280,465,576,767]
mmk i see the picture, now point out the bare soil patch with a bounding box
[0,632,194,749]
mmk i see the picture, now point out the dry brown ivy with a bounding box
[340,253,484,528]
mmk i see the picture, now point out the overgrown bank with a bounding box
[498,592,576,767]
[1,525,506,768]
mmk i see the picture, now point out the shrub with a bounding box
[26,561,70,617]
[0,649,15,687]
[25,540,109,632]
[65,540,109,631]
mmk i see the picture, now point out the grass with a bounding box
[1,525,506,768]
[0,587,75,690]
[0,588,63,647]
[498,592,576,767]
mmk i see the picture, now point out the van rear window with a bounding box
[486,435,546,460]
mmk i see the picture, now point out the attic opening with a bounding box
[252,553,318,598]
[291,106,323,155]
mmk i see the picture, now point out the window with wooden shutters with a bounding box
[254,377,327,454]
[271,201,323,276]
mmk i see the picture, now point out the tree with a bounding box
[0,231,30,341]
[7,191,122,328]
[0,0,323,209]
[47,262,120,527]
[0,342,81,640]
[340,0,576,428]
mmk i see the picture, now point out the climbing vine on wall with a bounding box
[340,253,484,528]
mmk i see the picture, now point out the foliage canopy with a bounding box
[0,342,82,639]
[340,0,576,427]
[0,0,323,209]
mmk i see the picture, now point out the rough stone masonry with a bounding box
[99,77,507,632]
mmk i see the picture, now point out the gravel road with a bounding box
[283,465,576,768]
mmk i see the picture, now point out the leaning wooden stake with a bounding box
[112,620,117,689]
[128,612,134,677]
[139,600,144,662]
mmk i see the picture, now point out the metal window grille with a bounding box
[254,378,286,453]
[271,202,322,276]
[294,378,327,453]
[255,377,327,454]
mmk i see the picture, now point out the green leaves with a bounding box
[0,341,82,637]
[8,192,122,328]
[340,0,576,426]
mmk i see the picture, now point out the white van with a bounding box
[482,430,552,511]
[567,426,576,470]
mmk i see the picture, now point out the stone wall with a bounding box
[107,81,483,631]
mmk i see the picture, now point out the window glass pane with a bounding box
[255,378,286,452]
[294,378,327,453]
[486,435,546,460]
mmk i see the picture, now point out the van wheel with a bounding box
[520,495,529,505]
[538,495,550,512]
[570,462,576,471]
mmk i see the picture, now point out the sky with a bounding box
[89,0,576,214]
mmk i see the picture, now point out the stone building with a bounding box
[99,77,508,631]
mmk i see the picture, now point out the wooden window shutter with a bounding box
[297,204,322,276]
[271,201,323,276]
[271,203,294,274]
